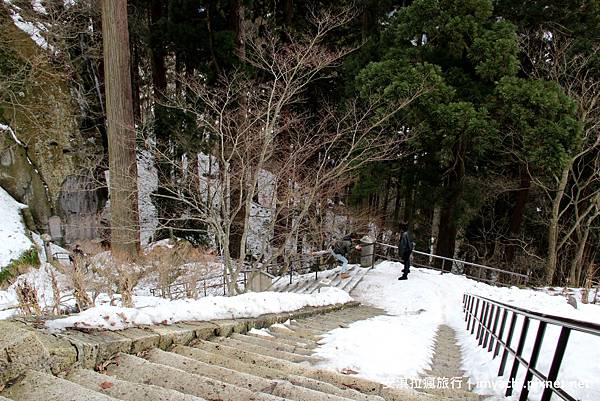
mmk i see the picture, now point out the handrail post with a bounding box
[499,311,518,375]
[478,303,490,343]
[483,304,495,349]
[494,309,508,358]
[540,327,571,401]
[315,256,319,281]
[470,298,480,333]
[488,305,501,352]
[505,316,530,397]
[518,321,547,401]
[466,295,475,328]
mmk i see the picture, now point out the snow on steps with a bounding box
[274,266,373,295]
[1,305,467,401]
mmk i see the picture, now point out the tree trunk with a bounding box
[228,0,247,260]
[392,177,401,226]
[546,164,571,285]
[382,173,391,224]
[130,40,141,123]
[283,0,293,27]
[232,0,246,60]
[431,206,441,254]
[402,171,414,223]
[436,146,465,262]
[150,0,167,99]
[506,167,531,265]
[101,0,140,260]
[436,191,459,260]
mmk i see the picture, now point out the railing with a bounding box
[149,252,339,298]
[463,293,600,401]
[149,271,249,298]
[285,252,337,285]
[373,242,529,287]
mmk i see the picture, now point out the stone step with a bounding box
[268,324,322,340]
[0,397,14,401]
[291,319,352,332]
[146,348,357,401]
[268,329,321,348]
[1,370,119,401]
[287,323,332,337]
[188,340,435,401]
[105,352,285,401]
[247,329,317,349]
[418,387,479,401]
[210,336,321,363]
[231,333,314,356]
[67,368,205,401]
[172,345,385,401]
[341,269,371,293]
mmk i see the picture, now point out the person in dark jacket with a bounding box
[397,222,413,280]
[331,234,354,279]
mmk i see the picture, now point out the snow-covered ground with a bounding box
[46,287,352,331]
[314,261,600,401]
[0,186,33,269]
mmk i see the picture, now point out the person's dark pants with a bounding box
[402,252,411,276]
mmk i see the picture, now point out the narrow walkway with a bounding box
[418,325,483,401]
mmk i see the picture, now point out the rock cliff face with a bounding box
[0,7,106,241]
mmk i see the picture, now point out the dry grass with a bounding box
[143,241,219,299]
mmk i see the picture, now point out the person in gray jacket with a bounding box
[397,222,413,280]
[331,234,356,279]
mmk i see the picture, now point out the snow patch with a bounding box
[0,186,33,268]
[3,0,51,50]
[45,287,353,331]
[249,328,274,337]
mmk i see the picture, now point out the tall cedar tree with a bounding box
[101,0,140,259]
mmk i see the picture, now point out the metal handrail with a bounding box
[374,242,529,285]
[463,293,600,401]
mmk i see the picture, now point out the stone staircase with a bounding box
[0,304,488,401]
[272,266,372,294]
[417,325,483,401]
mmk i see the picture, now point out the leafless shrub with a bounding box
[49,268,62,315]
[143,241,219,299]
[15,282,42,316]
[581,263,599,304]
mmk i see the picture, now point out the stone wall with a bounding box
[0,9,106,240]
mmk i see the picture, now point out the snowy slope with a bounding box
[314,262,600,401]
[0,186,33,269]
